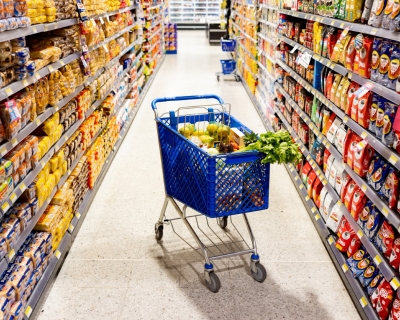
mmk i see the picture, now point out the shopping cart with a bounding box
[216,38,241,82]
[152,94,269,292]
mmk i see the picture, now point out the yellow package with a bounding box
[330,74,342,102]
[57,150,64,168]
[46,174,56,191]
[43,162,50,181]
[334,77,348,107]
[53,169,61,184]
[49,157,58,173]
[45,7,56,15]
[51,188,67,206]
[340,79,352,111]
[347,0,363,22]
[27,8,38,16]
[61,161,67,176]
[314,24,322,54]
[35,177,45,193]
[339,34,352,66]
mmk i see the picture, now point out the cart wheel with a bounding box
[217,216,228,229]
[235,75,241,82]
[155,224,163,240]
[251,262,267,283]
[206,272,221,293]
[217,76,220,82]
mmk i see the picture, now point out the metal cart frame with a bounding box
[151,94,267,292]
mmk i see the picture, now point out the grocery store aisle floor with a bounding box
[37,31,360,320]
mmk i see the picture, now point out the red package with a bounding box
[323,148,331,173]
[350,189,367,221]
[357,91,372,128]
[341,176,353,203]
[337,217,350,237]
[389,238,400,270]
[312,178,323,205]
[344,182,358,210]
[376,280,394,320]
[343,130,354,163]
[376,221,395,259]
[307,170,317,198]
[345,36,356,71]
[356,36,373,78]
[389,297,400,320]
[347,236,361,257]
[351,95,359,122]
[353,141,375,177]
[347,135,362,170]
[345,82,360,116]
[380,168,399,210]
[325,71,334,100]
[393,132,400,153]
[301,162,312,184]
[336,228,355,252]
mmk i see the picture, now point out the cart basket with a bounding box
[221,39,236,52]
[220,59,236,75]
[155,104,270,218]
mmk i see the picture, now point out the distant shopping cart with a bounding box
[216,38,241,82]
[152,94,269,292]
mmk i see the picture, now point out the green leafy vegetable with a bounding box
[243,130,302,165]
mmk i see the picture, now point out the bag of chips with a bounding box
[376,97,387,139]
[369,0,388,27]
[388,45,400,90]
[371,37,383,82]
[357,200,375,232]
[382,101,397,147]
[390,0,400,31]
[369,93,380,133]
[382,0,396,28]
[378,167,399,209]
[365,206,382,239]
[389,238,400,269]
[374,220,395,258]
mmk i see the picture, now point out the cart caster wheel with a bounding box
[155,224,163,240]
[217,76,220,82]
[206,272,220,293]
[251,262,267,283]
[217,216,228,229]
[235,75,241,82]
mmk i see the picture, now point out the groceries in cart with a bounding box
[177,120,302,165]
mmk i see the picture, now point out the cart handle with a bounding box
[151,94,224,117]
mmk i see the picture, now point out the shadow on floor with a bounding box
[150,215,336,320]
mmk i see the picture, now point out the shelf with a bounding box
[276,34,400,105]
[259,3,278,9]
[0,19,79,43]
[88,23,137,52]
[275,58,400,173]
[97,5,136,19]
[0,52,81,101]
[279,9,400,43]
[259,19,277,28]
[257,32,276,46]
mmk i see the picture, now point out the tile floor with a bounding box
[36,31,360,320]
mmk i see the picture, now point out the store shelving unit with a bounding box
[228,0,400,318]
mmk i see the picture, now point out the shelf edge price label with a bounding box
[5,87,13,96]
[305,196,310,201]
[299,184,304,189]
[22,79,29,87]
[314,213,320,220]
[361,184,367,192]
[7,248,15,261]
[55,250,61,259]
[341,263,349,273]
[328,236,334,244]
[48,65,54,73]
[76,212,81,219]
[25,306,32,318]
[359,297,368,308]
[373,255,382,266]
[19,183,26,192]
[311,207,316,213]
[382,207,389,217]
[10,193,17,202]
[68,224,75,233]
[391,277,400,290]
[1,202,9,212]
[295,176,299,181]
[361,131,368,139]
[389,154,398,166]
[357,229,364,239]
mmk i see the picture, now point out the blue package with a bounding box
[367,273,384,296]
[353,258,371,278]
[369,93,380,133]
[368,155,389,192]
[358,264,379,287]
[347,249,366,273]
[365,206,382,239]
[357,200,375,233]
[376,97,387,139]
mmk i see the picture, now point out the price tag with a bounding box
[347,72,352,80]
[305,196,310,201]
[290,45,299,53]
[48,65,54,73]
[10,193,16,202]
[328,236,334,244]
[337,200,343,207]
[298,51,312,68]
[361,131,368,139]
[299,184,304,189]
[1,202,9,212]
[357,229,364,239]
[22,79,29,87]
[359,297,368,308]
[60,61,65,67]
[19,183,26,191]
[36,118,41,126]
[24,306,32,318]
[290,167,294,172]
[320,18,324,23]
[76,212,81,219]
[389,154,398,166]
[330,20,335,26]
[371,28,378,35]
[32,26,38,33]
[68,224,75,233]
[391,277,400,290]
[340,22,345,28]
[341,263,349,272]
[315,213,321,220]
[361,184,367,192]
[5,88,13,96]
[103,44,109,52]
[323,179,328,185]
[343,116,349,123]
[55,250,61,259]
[295,176,299,181]
[382,207,389,217]
[311,207,316,213]
[35,73,40,81]
[373,255,382,265]
[100,16,104,24]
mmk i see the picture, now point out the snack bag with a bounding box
[378,167,399,208]
[369,0,388,27]
[347,0,363,21]
[362,0,375,23]
[341,176,352,203]
[357,91,372,128]
[336,224,355,252]
[359,264,379,288]
[356,36,374,78]
[344,181,358,209]
[347,236,362,257]
[351,188,367,221]
[353,141,375,177]
[376,97,387,139]
[345,36,357,71]
[307,170,317,197]
[374,220,395,258]
[301,162,312,184]
[375,280,394,320]
[367,273,384,296]
[340,79,352,111]
[382,0,396,28]
[371,37,383,82]
[388,46,400,90]
[365,205,382,239]
[345,82,360,116]
[357,200,375,232]
[389,296,400,320]
[347,134,362,169]
[382,101,397,147]
[343,130,354,163]
[390,0,400,32]
[378,40,396,86]
[369,93,380,133]
[346,249,366,273]
[389,238,400,269]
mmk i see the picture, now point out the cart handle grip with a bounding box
[151,95,224,117]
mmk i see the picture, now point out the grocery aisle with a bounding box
[37,31,359,320]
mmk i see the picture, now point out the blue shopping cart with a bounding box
[152,94,269,292]
[216,38,241,82]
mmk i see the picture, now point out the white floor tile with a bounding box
[36,31,360,320]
